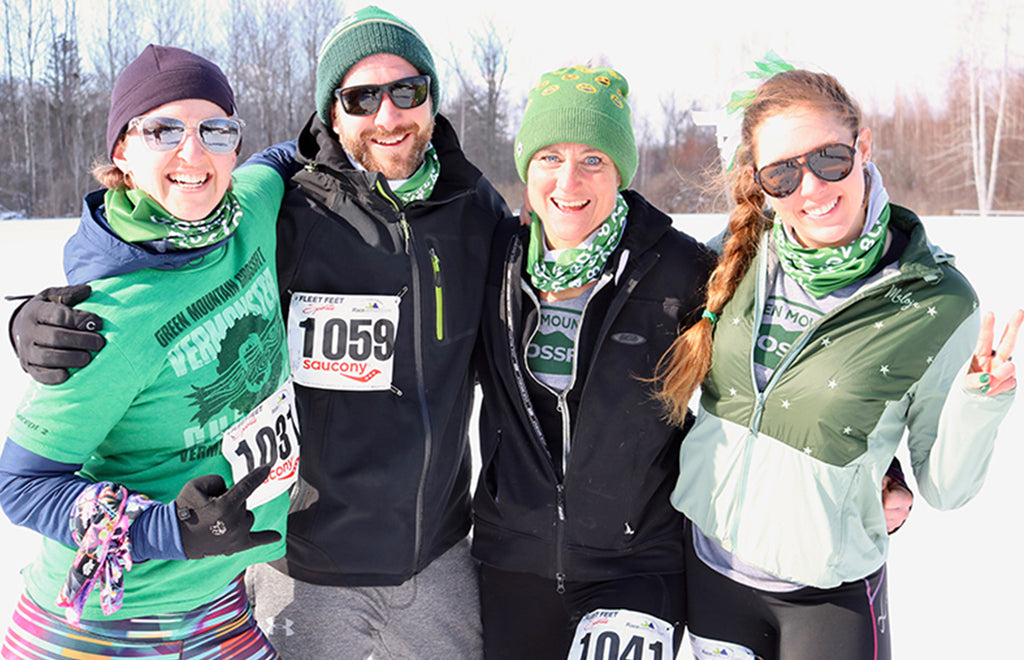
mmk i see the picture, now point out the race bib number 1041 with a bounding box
[287,292,400,391]
[568,609,675,660]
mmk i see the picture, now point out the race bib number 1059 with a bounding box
[287,292,400,391]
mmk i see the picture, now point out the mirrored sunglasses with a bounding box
[334,75,431,116]
[127,116,244,154]
[754,142,857,198]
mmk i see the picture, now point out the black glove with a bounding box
[175,464,280,559]
[9,284,106,385]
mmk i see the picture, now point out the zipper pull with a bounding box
[429,248,442,287]
[399,215,411,254]
[429,247,444,341]
[556,572,566,594]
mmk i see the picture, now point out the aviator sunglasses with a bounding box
[753,141,858,198]
[127,116,244,154]
[334,75,431,116]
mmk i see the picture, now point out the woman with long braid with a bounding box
[657,67,1021,659]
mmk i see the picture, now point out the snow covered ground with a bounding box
[0,214,1020,658]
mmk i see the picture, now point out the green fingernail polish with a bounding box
[981,383,990,393]
[980,373,990,384]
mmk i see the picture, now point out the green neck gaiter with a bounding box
[392,145,440,204]
[104,187,241,250]
[774,202,891,298]
[526,193,628,293]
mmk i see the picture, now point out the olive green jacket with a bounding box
[671,205,1013,587]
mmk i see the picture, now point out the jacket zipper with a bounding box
[555,483,567,593]
[429,247,444,341]
[375,179,429,567]
[519,249,615,590]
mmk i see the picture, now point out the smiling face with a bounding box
[112,99,236,221]
[754,105,872,249]
[527,143,621,250]
[331,53,434,180]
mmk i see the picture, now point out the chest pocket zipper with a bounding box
[429,246,444,341]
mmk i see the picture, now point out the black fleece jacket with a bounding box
[471,190,715,584]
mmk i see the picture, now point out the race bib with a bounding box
[287,292,400,391]
[221,378,301,509]
[568,609,675,660]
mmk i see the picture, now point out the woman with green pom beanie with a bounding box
[470,64,716,658]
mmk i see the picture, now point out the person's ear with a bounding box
[858,127,873,165]
[111,138,130,174]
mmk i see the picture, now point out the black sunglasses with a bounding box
[753,142,857,198]
[334,75,431,116]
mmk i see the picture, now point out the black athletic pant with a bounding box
[479,564,686,659]
[685,532,891,660]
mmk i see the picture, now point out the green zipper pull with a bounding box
[429,247,444,341]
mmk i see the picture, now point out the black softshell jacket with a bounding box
[273,113,510,585]
[471,191,715,584]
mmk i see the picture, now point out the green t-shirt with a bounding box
[8,165,289,619]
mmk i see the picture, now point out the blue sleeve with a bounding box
[0,438,186,561]
[129,502,186,561]
[0,438,86,547]
[240,140,301,181]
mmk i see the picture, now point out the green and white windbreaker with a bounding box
[671,205,1014,588]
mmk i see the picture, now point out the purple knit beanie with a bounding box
[106,44,235,158]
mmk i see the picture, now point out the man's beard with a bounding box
[340,116,435,180]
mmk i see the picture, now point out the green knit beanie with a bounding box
[514,65,637,189]
[315,6,440,126]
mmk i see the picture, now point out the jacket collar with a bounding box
[63,189,226,284]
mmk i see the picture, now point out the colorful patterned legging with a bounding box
[1,575,278,659]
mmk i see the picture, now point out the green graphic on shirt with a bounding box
[154,248,267,348]
[187,312,284,426]
[754,296,823,370]
[527,306,580,377]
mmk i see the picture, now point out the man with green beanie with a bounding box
[243,6,510,658]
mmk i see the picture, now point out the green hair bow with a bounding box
[725,50,796,117]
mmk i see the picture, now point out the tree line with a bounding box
[2,0,1022,220]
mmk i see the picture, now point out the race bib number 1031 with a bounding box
[221,378,300,510]
[287,292,400,391]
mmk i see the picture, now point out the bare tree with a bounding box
[8,0,51,216]
[141,0,204,52]
[89,0,141,90]
[295,0,345,112]
[643,93,718,213]
[43,0,87,212]
[226,0,305,153]
[963,0,1015,215]
[445,21,513,188]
